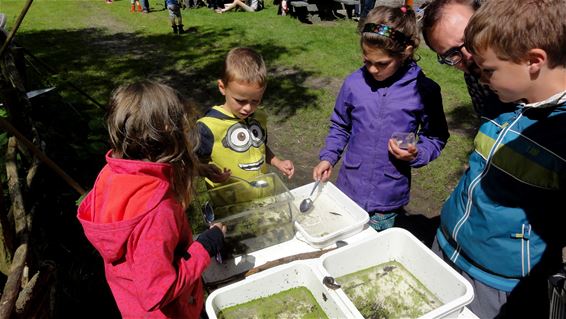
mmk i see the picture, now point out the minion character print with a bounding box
[197,105,268,187]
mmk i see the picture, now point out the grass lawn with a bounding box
[1,0,477,315]
[3,0,477,215]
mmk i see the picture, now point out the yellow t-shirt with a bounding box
[197,105,268,188]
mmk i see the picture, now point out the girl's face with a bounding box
[362,43,406,82]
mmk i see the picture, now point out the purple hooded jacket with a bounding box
[320,61,449,212]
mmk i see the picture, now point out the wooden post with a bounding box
[0,119,86,195]
[15,261,56,318]
[5,137,28,238]
[0,243,28,319]
[0,178,14,275]
[0,0,35,58]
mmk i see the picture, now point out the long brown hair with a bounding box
[362,5,420,59]
[106,80,199,208]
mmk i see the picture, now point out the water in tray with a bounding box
[217,286,329,319]
[337,261,442,318]
[295,192,355,238]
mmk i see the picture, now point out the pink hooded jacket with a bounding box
[77,152,211,318]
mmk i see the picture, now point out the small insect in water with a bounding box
[322,292,327,302]
[383,265,396,273]
[328,211,342,216]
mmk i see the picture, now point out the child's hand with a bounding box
[211,222,227,236]
[313,160,332,182]
[196,224,225,258]
[200,163,231,183]
[388,139,418,162]
[275,159,295,179]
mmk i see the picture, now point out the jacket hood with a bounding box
[362,59,421,89]
[522,90,566,109]
[77,151,173,263]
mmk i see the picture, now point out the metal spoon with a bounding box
[299,180,321,213]
[230,175,268,188]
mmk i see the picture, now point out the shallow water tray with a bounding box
[205,260,353,318]
[292,181,369,248]
[318,228,474,318]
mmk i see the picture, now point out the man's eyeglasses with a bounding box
[437,44,466,66]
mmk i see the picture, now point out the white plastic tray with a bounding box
[205,260,353,318]
[291,181,369,248]
[318,228,474,319]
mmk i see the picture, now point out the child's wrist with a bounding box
[270,156,280,166]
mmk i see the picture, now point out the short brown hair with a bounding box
[221,47,267,88]
[107,80,199,207]
[420,0,482,49]
[464,0,566,68]
[362,5,420,58]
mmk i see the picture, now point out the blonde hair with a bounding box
[107,81,199,208]
[362,5,420,58]
[465,0,566,68]
[221,47,267,88]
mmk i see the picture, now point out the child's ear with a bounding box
[218,79,226,96]
[403,45,414,59]
[526,48,546,74]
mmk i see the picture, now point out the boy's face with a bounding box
[474,48,530,103]
[218,79,265,119]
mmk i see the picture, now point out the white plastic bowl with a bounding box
[292,181,369,248]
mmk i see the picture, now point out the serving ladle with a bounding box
[299,180,321,213]
[230,175,269,188]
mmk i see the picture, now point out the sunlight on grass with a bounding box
[2,0,474,214]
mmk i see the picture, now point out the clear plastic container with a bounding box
[196,173,298,257]
[391,131,416,149]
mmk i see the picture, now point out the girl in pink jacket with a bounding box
[77,81,225,318]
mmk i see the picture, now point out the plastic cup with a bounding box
[391,132,416,150]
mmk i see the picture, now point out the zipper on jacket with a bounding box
[511,223,532,276]
[449,109,525,263]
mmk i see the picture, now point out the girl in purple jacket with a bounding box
[313,5,449,231]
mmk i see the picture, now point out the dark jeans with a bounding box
[360,0,375,17]
[141,0,150,11]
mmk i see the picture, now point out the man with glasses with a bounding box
[421,0,512,117]
[421,1,557,318]
[421,0,513,318]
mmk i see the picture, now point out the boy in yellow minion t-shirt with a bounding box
[197,47,294,188]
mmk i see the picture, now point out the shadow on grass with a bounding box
[20,26,319,121]
[445,103,480,139]
[11,25,320,318]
